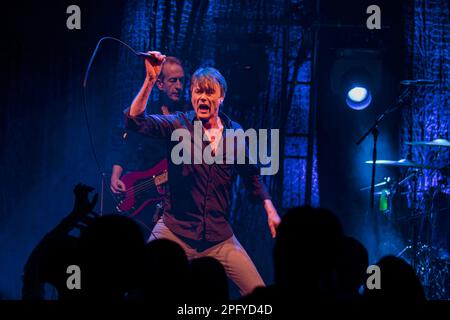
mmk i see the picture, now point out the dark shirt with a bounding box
[110,101,188,172]
[110,130,167,172]
[123,108,271,245]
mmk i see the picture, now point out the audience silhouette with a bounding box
[140,238,189,302]
[187,257,229,303]
[336,236,369,301]
[22,187,427,304]
[363,255,426,303]
[245,206,344,305]
[78,214,145,300]
[22,183,98,300]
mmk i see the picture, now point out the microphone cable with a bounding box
[82,37,143,177]
[82,37,164,241]
[82,37,147,216]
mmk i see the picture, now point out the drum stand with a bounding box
[396,169,421,269]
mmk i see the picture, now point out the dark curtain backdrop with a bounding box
[402,0,449,200]
[401,0,449,300]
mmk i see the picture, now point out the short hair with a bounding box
[190,67,227,97]
[158,56,183,80]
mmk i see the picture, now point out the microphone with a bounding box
[136,52,165,62]
[400,79,436,86]
[136,52,153,58]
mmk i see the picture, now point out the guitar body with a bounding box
[115,159,168,217]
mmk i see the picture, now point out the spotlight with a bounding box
[346,86,372,110]
[330,49,381,111]
[348,87,368,102]
[340,68,372,110]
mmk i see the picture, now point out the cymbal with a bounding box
[365,159,442,170]
[360,180,389,191]
[405,139,450,147]
[365,159,431,168]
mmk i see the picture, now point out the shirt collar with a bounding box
[186,110,233,129]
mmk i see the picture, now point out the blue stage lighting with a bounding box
[346,86,372,110]
[348,87,368,102]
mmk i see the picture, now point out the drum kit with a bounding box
[361,138,449,299]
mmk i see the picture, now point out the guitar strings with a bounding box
[123,172,166,195]
[125,179,158,195]
[118,173,168,202]
[117,179,162,212]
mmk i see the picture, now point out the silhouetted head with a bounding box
[336,236,369,298]
[41,235,81,299]
[363,255,425,302]
[188,257,229,303]
[22,234,81,300]
[273,206,344,294]
[142,239,188,301]
[79,215,145,299]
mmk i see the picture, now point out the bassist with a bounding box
[109,56,188,234]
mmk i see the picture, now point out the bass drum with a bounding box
[390,189,416,245]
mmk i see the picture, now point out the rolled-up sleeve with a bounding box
[123,107,179,138]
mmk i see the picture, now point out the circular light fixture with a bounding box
[346,86,372,110]
[348,87,368,102]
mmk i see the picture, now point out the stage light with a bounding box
[330,49,381,111]
[346,86,372,110]
[348,87,368,102]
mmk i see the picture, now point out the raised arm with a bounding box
[129,51,166,117]
[124,50,184,137]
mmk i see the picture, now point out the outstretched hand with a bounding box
[61,183,99,232]
[72,183,98,214]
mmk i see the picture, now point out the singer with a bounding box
[123,51,281,296]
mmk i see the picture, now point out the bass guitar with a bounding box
[114,159,168,217]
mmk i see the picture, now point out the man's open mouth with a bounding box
[198,104,210,111]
